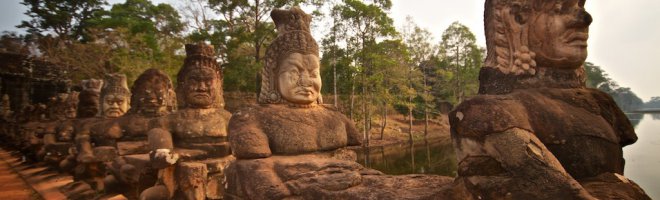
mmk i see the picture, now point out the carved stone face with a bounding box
[528,0,592,69]
[64,105,76,119]
[134,80,169,116]
[78,93,99,118]
[140,86,168,116]
[58,125,74,141]
[183,68,218,108]
[277,53,321,105]
[102,94,129,118]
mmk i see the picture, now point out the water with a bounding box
[355,114,659,198]
[624,113,660,199]
[355,138,457,177]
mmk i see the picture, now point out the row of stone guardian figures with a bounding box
[0,2,651,200]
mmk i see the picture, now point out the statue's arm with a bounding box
[228,109,272,159]
[591,89,638,146]
[344,117,362,146]
[450,99,595,200]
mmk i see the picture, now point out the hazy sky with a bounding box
[2,0,658,101]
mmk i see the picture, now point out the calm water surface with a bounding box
[356,138,457,177]
[356,114,659,198]
[624,113,660,199]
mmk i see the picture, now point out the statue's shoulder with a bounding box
[229,104,267,124]
[450,94,532,139]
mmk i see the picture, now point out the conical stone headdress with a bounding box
[176,43,225,109]
[101,73,130,99]
[258,7,321,104]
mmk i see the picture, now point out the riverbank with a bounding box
[360,114,451,148]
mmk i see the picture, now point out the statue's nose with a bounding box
[571,9,592,28]
[297,73,313,87]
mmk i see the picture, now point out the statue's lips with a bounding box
[106,108,122,113]
[191,93,211,98]
[566,33,588,47]
[296,89,314,96]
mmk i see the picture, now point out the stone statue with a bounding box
[73,73,130,191]
[102,68,176,199]
[78,79,104,118]
[0,94,13,121]
[42,92,79,166]
[58,79,103,173]
[449,0,650,199]
[140,44,232,200]
[0,94,14,145]
[18,103,48,161]
[224,8,453,200]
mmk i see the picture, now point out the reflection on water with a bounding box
[624,113,660,199]
[626,113,644,128]
[355,138,457,177]
[652,113,660,120]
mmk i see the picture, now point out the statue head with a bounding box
[64,92,79,119]
[480,0,592,94]
[177,44,224,109]
[1,94,13,120]
[1,94,8,106]
[45,93,70,120]
[258,7,322,105]
[100,73,130,118]
[484,0,592,75]
[130,68,174,117]
[78,79,103,118]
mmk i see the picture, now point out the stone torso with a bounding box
[168,108,230,140]
[235,104,358,155]
[514,88,635,179]
[159,108,231,159]
[118,114,157,140]
[456,87,636,180]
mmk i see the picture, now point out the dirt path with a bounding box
[0,149,41,200]
[0,147,71,200]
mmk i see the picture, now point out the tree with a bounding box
[18,0,107,42]
[325,0,397,145]
[584,62,609,89]
[437,21,483,104]
[644,97,660,108]
[184,0,324,92]
[89,0,186,83]
[584,62,643,112]
[401,16,435,138]
[368,40,410,141]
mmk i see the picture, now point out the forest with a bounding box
[0,0,652,140]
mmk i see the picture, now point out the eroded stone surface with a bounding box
[450,0,650,199]
[140,44,232,200]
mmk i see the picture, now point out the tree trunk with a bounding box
[408,105,413,143]
[455,45,462,103]
[380,102,386,140]
[423,73,429,138]
[408,63,414,143]
[333,61,338,108]
[350,85,354,120]
[253,0,261,63]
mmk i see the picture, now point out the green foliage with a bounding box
[584,62,609,89]
[644,97,660,108]
[185,0,324,92]
[18,0,107,41]
[86,0,185,84]
[584,62,643,111]
[326,0,398,139]
[436,21,483,104]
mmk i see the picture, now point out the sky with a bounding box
[1,0,659,101]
